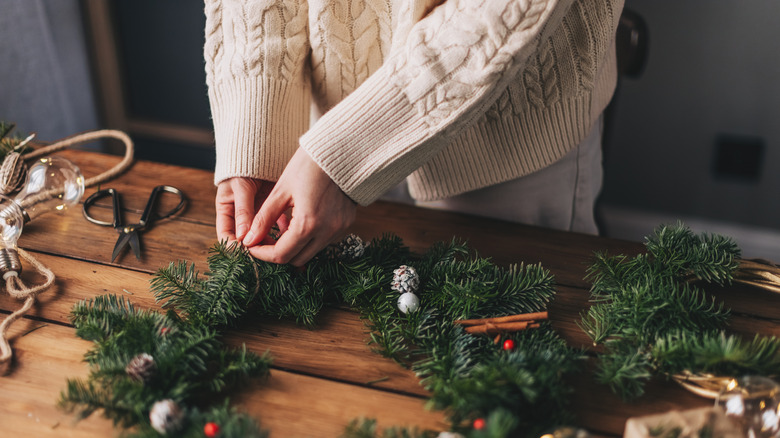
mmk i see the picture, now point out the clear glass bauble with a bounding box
[716,376,780,438]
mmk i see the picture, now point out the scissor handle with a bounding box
[139,185,186,227]
[82,188,122,228]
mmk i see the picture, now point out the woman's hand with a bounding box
[215,177,280,244]
[241,148,356,266]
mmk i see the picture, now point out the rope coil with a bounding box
[0,129,134,364]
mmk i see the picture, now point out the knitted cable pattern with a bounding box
[387,0,552,128]
[203,0,223,87]
[206,0,624,203]
[204,0,309,84]
[310,0,392,110]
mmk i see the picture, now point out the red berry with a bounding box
[204,422,220,437]
[503,339,516,351]
[473,418,486,430]
[160,327,170,335]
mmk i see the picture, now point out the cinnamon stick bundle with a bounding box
[455,311,548,336]
[454,311,548,326]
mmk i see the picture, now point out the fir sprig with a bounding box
[148,233,577,436]
[422,327,584,434]
[644,222,741,285]
[0,120,33,161]
[652,330,780,377]
[341,418,435,438]
[581,223,774,400]
[59,295,271,434]
[126,400,268,438]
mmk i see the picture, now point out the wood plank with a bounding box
[0,318,130,437]
[10,150,780,437]
[569,362,711,436]
[223,311,429,398]
[233,371,447,437]
[0,317,446,438]
[20,208,214,273]
[352,202,645,289]
[56,149,216,225]
[3,252,771,438]
[706,283,780,323]
[22,195,642,292]
[12,251,780,392]
[0,252,433,399]
[50,150,647,289]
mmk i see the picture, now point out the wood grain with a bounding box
[5,149,780,437]
[3,251,776,437]
[45,150,647,289]
[0,317,446,438]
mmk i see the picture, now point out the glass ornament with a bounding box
[0,156,84,276]
[716,376,780,438]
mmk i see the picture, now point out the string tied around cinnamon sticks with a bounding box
[454,311,548,337]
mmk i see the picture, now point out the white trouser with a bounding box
[382,117,604,235]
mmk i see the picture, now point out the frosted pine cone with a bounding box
[149,399,184,435]
[125,353,156,383]
[336,233,366,260]
[391,265,420,293]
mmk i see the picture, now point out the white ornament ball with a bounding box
[149,399,184,435]
[397,292,420,314]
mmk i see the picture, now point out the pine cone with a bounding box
[0,151,27,195]
[149,399,184,435]
[125,353,157,383]
[336,233,366,259]
[391,265,420,293]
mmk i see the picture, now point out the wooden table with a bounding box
[1,149,778,437]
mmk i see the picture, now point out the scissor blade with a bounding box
[111,232,133,262]
[128,232,142,260]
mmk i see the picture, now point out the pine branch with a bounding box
[200,242,258,326]
[111,233,577,437]
[645,222,741,285]
[0,120,33,161]
[126,400,268,438]
[426,327,583,432]
[653,331,780,377]
[341,418,435,438]
[582,222,753,400]
[151,260,202,316]
[61,294,272,429]
[595,344,654,400]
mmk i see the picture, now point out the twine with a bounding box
[0,248,56,363]
[0,129,134,364]
[24,129,134,188]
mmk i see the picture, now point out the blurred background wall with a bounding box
[599,1,780,260]
[0,0,99,140]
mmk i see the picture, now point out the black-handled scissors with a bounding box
[82,185,186,262]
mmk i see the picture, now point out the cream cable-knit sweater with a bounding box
[205,0,623,206]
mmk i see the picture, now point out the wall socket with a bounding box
[713,134,765,182]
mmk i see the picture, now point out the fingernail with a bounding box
[242,231,254,246]
[236,225,248,240]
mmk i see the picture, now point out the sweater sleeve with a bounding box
[204,0,311,185]
[299,0,574,206]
